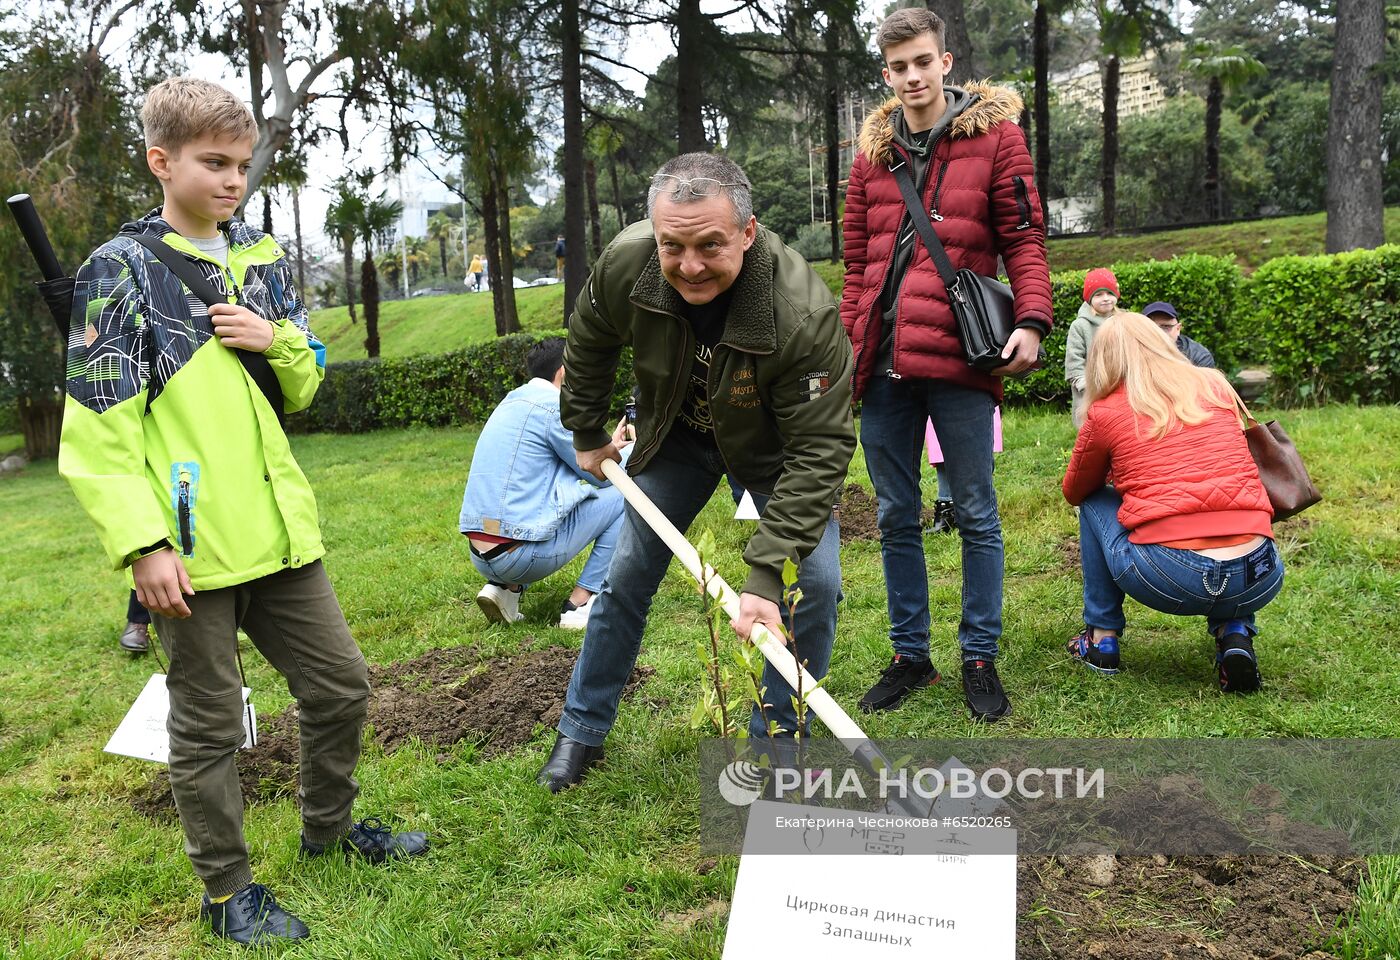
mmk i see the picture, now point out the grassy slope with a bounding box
[310,283,567,362]
[1045,206,1400,273]
[1,405,1397,957]
[309,208,1400,364]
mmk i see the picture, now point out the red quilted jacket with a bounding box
[840,84,1053,400]
[1062,386,1274,543]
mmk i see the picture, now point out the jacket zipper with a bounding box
[177,469,194,556]
[886,136,947,379]
[928,159,951,222]
[1013,176,1032,231]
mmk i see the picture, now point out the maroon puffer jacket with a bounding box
[841,85,1053,400]
[1062,386,1274,544]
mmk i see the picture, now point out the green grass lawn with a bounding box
[309,208,1400,365]
[310,283,566,361]
[2,405,1398,957]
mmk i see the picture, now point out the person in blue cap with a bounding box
[1144,301,1215,369]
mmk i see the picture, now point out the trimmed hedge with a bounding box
[1243,244,1400,404]
[293,245,1398,434]
[291,331,635,434]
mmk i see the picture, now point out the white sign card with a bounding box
[104,673,255,764]
[734,490,761,521]
[722,799,1016,958]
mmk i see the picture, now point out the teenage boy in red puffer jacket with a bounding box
[841,6,1053,722]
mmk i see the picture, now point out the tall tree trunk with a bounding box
[262,191,273,235]
[1326,0,1385,253]
[481,176,511,336]
[610,154,626,228]
[494,168,521,334]
[18,393,62,460]
[924,0,975,81]
[676,0,707,151]
[438,235,448,276]
[342,234,357,324]
[561,0,588,324]
[292,185,305,293]
[823,10,841,262]
[1204,76,1222,220]
[1100,55,1120,236]
[585,158,603,258]
[361,247,380,358]
[1033,1,1051,225]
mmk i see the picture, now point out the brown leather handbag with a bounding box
[1233,395,1322,521]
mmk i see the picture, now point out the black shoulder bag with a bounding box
[889,159,1041,375]
[127,233,286,429]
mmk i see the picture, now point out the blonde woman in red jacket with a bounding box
[1061,312,1283,693]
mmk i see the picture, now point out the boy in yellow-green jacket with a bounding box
[58,77,427,947]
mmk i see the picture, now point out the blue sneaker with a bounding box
[1215,624,1261,694]
[1067,628,1120,674]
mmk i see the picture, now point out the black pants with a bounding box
[127,589,151,625]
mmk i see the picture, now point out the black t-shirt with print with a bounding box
[669,288,734,457]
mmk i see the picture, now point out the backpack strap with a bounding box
[127,233,286,429]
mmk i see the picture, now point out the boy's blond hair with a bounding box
[1085,312,1240,439]
[141,77,257,153]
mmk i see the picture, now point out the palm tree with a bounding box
[1185,43,1266,222]
[355,194,403,359]
[376,250,403,293]
[324,182,364,324]
[426,211,455,277]
[406,236,432,286]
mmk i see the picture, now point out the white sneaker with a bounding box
[477,583,524,624]
[558,594,597,630]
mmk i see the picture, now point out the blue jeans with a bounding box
[1078,487,1285,638]
[471,487,625,594]
[861,377,1002,660]
[559,437,842,744]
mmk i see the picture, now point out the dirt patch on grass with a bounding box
[1059,536,1081,569]
[1014,773,1359,956]
[838,483,934,543]
[130,644,651,819]
[1018,854,1361,959]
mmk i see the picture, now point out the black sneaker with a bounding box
[859,655,941,713]
[302,817,429,864]
[929,499,957,535]
[1216,632,1262,694]
[961,659,1012,722]
[201,883,309,946]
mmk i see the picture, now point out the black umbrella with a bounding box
[7,193,73,339]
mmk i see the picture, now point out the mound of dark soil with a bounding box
[838,483,934,543]
[130,644,651,819]
[1017,854,1361,959]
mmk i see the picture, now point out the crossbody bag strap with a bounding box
[890,158,959,294]
[127,232,287,429]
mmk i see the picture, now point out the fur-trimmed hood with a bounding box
[857,82,1024,165]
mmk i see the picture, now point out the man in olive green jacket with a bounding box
[537,153,856,792]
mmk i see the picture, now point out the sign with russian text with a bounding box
[721,799,1015,958]
[104,673,255,764]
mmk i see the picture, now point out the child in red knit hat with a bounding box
[1065,267,1119,427]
